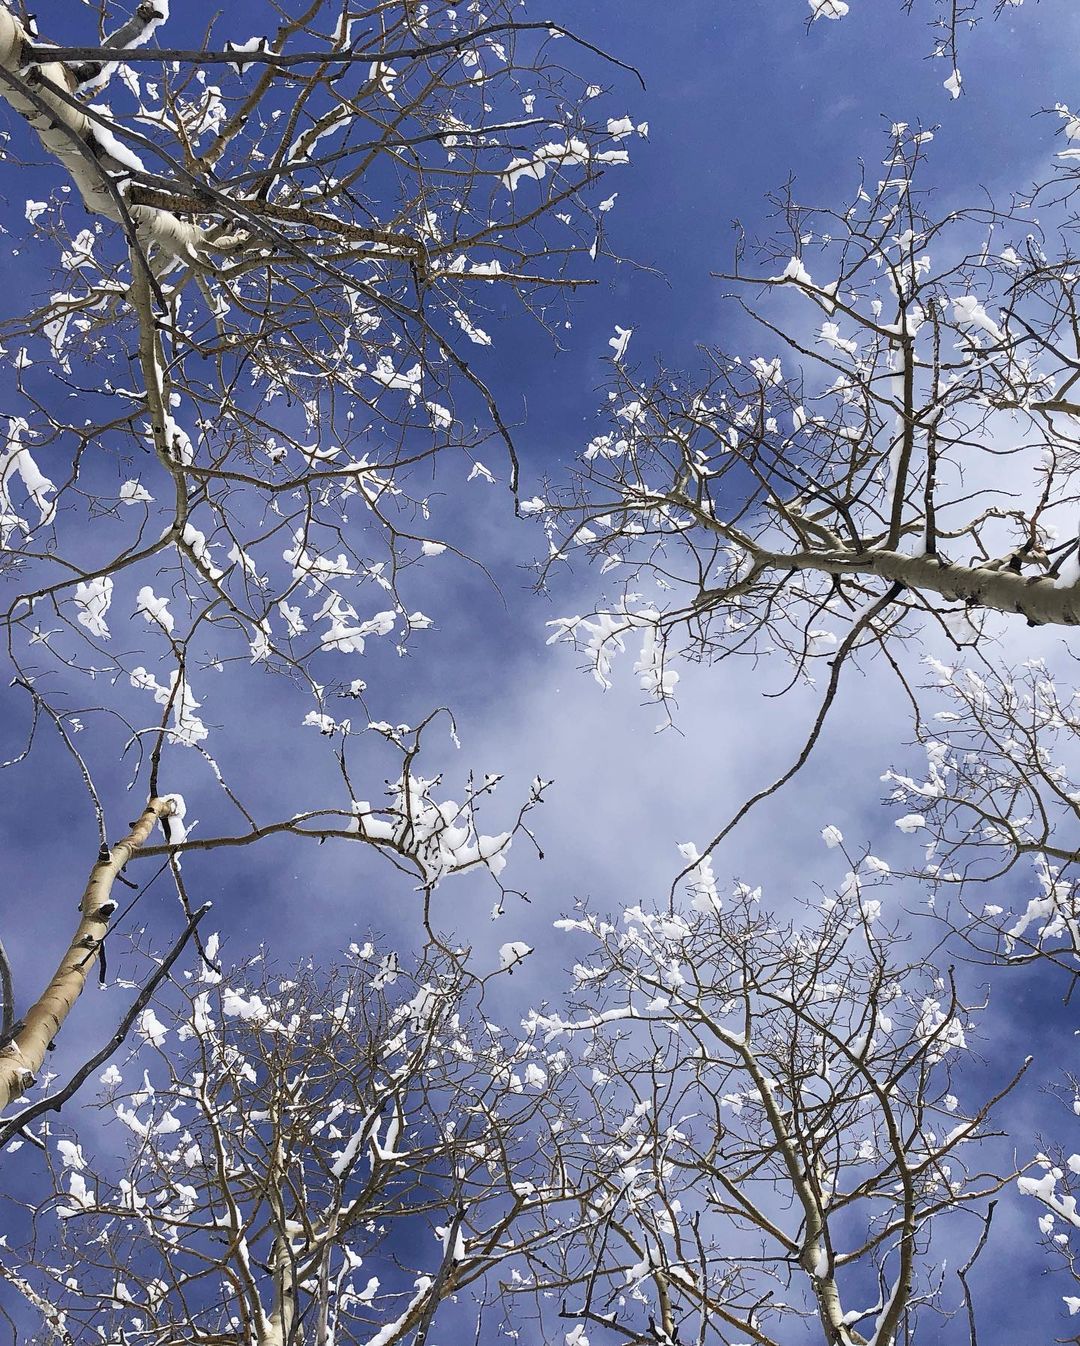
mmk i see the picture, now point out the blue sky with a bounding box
[3,0,1080,1339]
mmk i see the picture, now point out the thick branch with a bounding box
[0,11,204,259]
[699,545,1080,627]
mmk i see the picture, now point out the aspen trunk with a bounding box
[0,797,174,1109]
[0,11,204,260]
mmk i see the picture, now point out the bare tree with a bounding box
[511,886,1027,1346]
[0,935,595,1346]
[543,122,1080,864]
[1,885,1031,1346]
[0,0,632,781]
[0,0,637,1095]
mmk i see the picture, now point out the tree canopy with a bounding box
[3,1,1080,1344]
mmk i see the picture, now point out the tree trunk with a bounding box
[0,798,174,1109]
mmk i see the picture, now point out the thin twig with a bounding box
[671,583,903,902]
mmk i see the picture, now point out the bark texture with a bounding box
[0,11,201,259]
[746,545,1080,627]
[0,797,174,1109]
